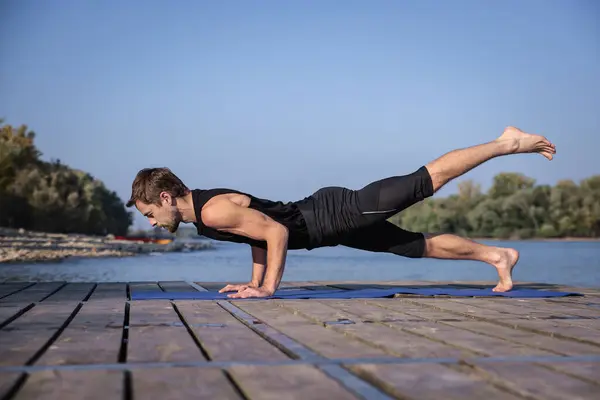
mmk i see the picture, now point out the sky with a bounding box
[1,0,598,229]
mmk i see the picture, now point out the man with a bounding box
[127,126,556,298]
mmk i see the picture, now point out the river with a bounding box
[1,240,599,288]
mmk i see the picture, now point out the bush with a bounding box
[0,120,132,235]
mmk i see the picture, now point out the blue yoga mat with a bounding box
[130,287,581,300]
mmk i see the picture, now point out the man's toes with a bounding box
[535,136,552,147]
[541,151,553,160]
[542,145,556,154]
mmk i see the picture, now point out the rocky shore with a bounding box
[0,227,214,264]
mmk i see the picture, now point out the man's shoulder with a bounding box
[192,187,253,206]
[191,188,252,224]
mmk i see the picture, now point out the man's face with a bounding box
[136,194,182,233]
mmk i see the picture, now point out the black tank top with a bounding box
[191,188,311,250]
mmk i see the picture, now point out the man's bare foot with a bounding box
[497,126,556,160]
[492,248,520,292]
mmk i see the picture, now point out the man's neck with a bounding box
[177,192,197,223]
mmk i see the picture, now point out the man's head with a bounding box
[126,167,190,233]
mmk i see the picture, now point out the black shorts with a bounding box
[297,166,434,258]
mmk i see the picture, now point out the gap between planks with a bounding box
[0,354,599,373]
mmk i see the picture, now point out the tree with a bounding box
[390,172,600,239]
[580,176,600,237]
[0,120,133,235]
[488,173,535,199]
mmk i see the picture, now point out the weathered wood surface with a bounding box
[0,280,598,399]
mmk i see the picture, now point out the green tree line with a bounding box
[389,172,600,239]
[0,119,132,235]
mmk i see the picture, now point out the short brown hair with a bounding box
[126,167,189,207]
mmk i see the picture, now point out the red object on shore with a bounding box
[114,236,155,243]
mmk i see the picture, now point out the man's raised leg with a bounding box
[425,126,556,193]
[423,233,519,292]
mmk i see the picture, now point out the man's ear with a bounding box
[159,191,173,205]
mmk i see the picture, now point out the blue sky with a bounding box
[1,0,598,229]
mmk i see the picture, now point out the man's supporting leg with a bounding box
[339,222,519,292]
[423,233,519,292]
[425,126,556,193]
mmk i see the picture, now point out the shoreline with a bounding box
[0,227,214,264]
[1,226,598,264]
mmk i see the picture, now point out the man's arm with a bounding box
[250,246,267,286]
[201,198,289,297]
[218,245,266,293]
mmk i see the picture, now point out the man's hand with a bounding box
[218,282,257,293]
[227,286,275,299]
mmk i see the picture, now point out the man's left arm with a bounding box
[201,199,289,298]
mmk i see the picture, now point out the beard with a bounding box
[162,207,182,233]
[163,220,180,233]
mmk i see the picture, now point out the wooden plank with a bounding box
[395,298,600,346]
[0,305,33,328]
[325,298,462,322]
[132,367,241,399]
[219,301,395,400]
[230,301,390,359]
[537,361,600,385]
[313,301,552,356]
[471,361,600,399]
[546,297,600,310]
[194,282,233,291]
[504,299,600,317]
[129,282,161,294]
[549,286,600,297]
[280,300,474,359]
[0,283,33,298]
[0,372,22,398]
[460,297,600,318]
[228,364,362,400]
[158,281,198,292]
[0,302,79,332]
[0,302,80,366]
[391,320,555,357]
[346,363,520,400]
[366,299,600,356]
[87,283,127,301]
[439,320,600,356]
[127,300,207,363]
[174,301,289,362]
[0,283,65,304]
[43,283,96,303]
[393,298,518,320]
[497,319,600,346]
[311,280,428,290]
[12,370,122,399]
[35,300,125,365]
[450,298,600,330]
[281,281,346,291]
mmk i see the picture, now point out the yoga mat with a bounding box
[130,287,582,300]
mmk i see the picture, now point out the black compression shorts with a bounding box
[298,166,434,257]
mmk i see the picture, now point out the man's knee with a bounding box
[422,165,445,194]
[391,231,429,258]
[421,232,444,257]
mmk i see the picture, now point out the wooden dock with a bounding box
[1,280,599,399]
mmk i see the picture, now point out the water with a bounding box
[1,240,599,288]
